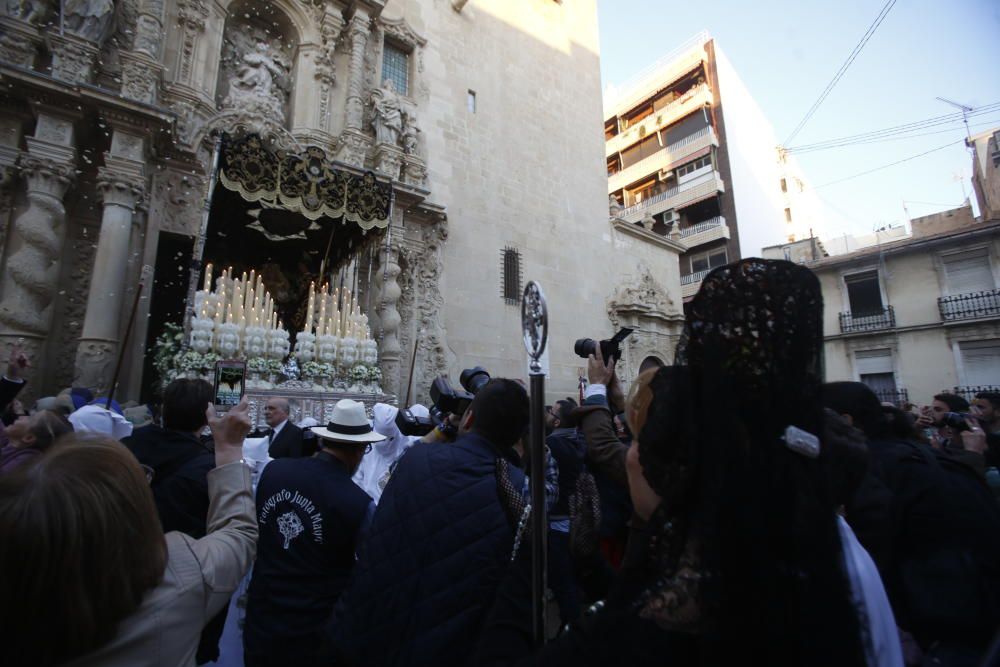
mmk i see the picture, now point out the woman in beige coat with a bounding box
[0,400,257,667]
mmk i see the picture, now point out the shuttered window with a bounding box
[960,341,1000,387]
[856,349,897,399]
[942,251,994,296]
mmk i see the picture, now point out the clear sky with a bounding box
[597,0,1000,239]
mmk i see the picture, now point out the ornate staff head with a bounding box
[521,281,548,376]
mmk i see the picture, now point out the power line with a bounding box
[787,104,1000,152]
[788,114,1000,154]
[784,0,898,146]
[811,139,963,189]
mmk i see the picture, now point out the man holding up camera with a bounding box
[325,378,529,667]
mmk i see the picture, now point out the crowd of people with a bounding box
[1,258,999,667]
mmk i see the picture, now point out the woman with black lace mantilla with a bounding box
[474,259,900,667]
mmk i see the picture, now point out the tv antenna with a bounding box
[936,96,974,143]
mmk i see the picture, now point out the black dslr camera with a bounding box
[574,327,634,363]
[395,408,435,437]
[941,411,976,432]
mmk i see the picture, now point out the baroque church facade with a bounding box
[0,0,686,404]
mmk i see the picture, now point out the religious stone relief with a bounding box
[217,21,293,126]
[414,220,452,395]
[607,265,683,382]
[149,168,204,236]
[51,225,98,390]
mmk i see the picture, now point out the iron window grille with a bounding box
[501,247,522,305]
[943,385,1000,404]
[381,41,410,96]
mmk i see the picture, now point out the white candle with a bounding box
[203,263,213,292]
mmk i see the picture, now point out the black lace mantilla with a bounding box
[219,134,393,229]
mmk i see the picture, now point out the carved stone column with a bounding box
[338,12,373,168]
[376,244,402,397]
[0,124,76,387]
[345,13,370,132]
[315,11,344,134]
[175,0,210,86]
[74,130,147,393]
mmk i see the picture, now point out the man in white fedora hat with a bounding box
[244,399,382,667]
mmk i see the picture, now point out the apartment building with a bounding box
[604,32,821,300]
[766,205,1000,406]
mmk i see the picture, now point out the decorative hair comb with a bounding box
[783,425,820,458]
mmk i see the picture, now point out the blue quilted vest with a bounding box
[326,432,525,667]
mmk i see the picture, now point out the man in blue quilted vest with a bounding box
[325,378,530,666]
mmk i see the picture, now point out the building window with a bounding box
[780,177,787,193]
[501,247,522,304]
[942,249,994,296]
[467,90,477,113]
[960,340,1000,387]
[844,270,883,316]
[676,154,711,178]
[855,349,898,401]
[784,207,792,223]
[691,248,727,274]
[381,41,410,96]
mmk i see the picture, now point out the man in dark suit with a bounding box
[264,397,308,458]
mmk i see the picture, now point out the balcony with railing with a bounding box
[871,388,910,407]
[620,170,725,225]
[608,126,717,194]
[606,84,713,157]
[938,289,1000,321]
[680,268,713,299]
[839,306,896,334]
[679,216,729,249]
[945,385,1000,403]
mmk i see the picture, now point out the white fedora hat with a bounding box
[311,399,386,444]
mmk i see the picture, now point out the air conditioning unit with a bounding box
[662,210,679,226]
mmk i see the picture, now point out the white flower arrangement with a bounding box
[247,357,270,373]
[317,362,335,377]
[366,364,382,383]
[300,361,324,377]
[267,358,285,375]
[348,364,369,384]
[175,350,205,372]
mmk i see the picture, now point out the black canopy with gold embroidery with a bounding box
[218,134,393,229]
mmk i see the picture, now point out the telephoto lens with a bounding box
[459,366,491,394]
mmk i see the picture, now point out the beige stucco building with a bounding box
[767,204,1000,406]
[0,0,686,405]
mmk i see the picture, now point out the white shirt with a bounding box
[269,419,288,441]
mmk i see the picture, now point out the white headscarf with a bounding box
[68,404,134,440]
[353,402,423,503]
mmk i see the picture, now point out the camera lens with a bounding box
[574,338,596,359]
[460,366,491,394]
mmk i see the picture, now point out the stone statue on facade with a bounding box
[371,79,403,146]
[401,111,420,155]
[63,0,116,42]
[4,0,52,23]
